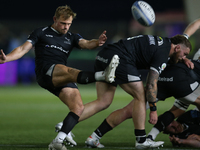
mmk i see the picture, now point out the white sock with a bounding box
[147,127,160,140]
[91,132,101,140]
[55,131,67,143]
[95,71,105,81]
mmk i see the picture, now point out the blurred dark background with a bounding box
[0,0,184,21]
[0,0,200,85]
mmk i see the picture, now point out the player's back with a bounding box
[105,35,171,70]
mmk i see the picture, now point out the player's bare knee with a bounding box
[124,107,132,118]
[97,98,112,110]
[69,100,84,116]
[134,96,146,103]
[71,104,84,116]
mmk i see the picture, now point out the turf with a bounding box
[0,84,197,150]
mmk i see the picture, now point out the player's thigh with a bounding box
[52,64,80,86]
[96,82,116,104]
[120,81,145,99]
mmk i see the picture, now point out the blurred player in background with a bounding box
[0,5,118,150]
[56,34,192,149]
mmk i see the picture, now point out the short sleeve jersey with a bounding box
[105,35,171,74]
[27,26,83,72]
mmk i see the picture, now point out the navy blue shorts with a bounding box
[36,63,78,97]
[95,49,142,86]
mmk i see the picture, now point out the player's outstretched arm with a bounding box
[78,30,107,49]
[0,41,32,63]
[183,18,200,38]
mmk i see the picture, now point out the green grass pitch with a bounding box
[0,84,197,150]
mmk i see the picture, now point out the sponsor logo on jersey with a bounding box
[158,63,167,74]
[64,37,71,45]
[157,36,163,46]
[45,34,53,38]
[148,35,155,45]
[158,77,173,82]
[45,45,69,54]
[96,56,108,63]
[64,41,71,44]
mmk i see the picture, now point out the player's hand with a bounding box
[183,57,194,69]
[169,135,182,144]
[98,30,107,46]
[0,49,6,64]
[148,110,158,125]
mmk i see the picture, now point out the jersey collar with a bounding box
[50,26,60,34]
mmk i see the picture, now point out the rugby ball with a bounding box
[131,1,155,27]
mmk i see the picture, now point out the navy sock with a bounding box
[60,112,79,134]
[94,119,113,137]
[77,71,96,84]
[135,129,146,143]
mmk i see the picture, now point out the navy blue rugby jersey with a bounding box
[27,26,83,66]
[157,62,197,99]
[104,35,171,74]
